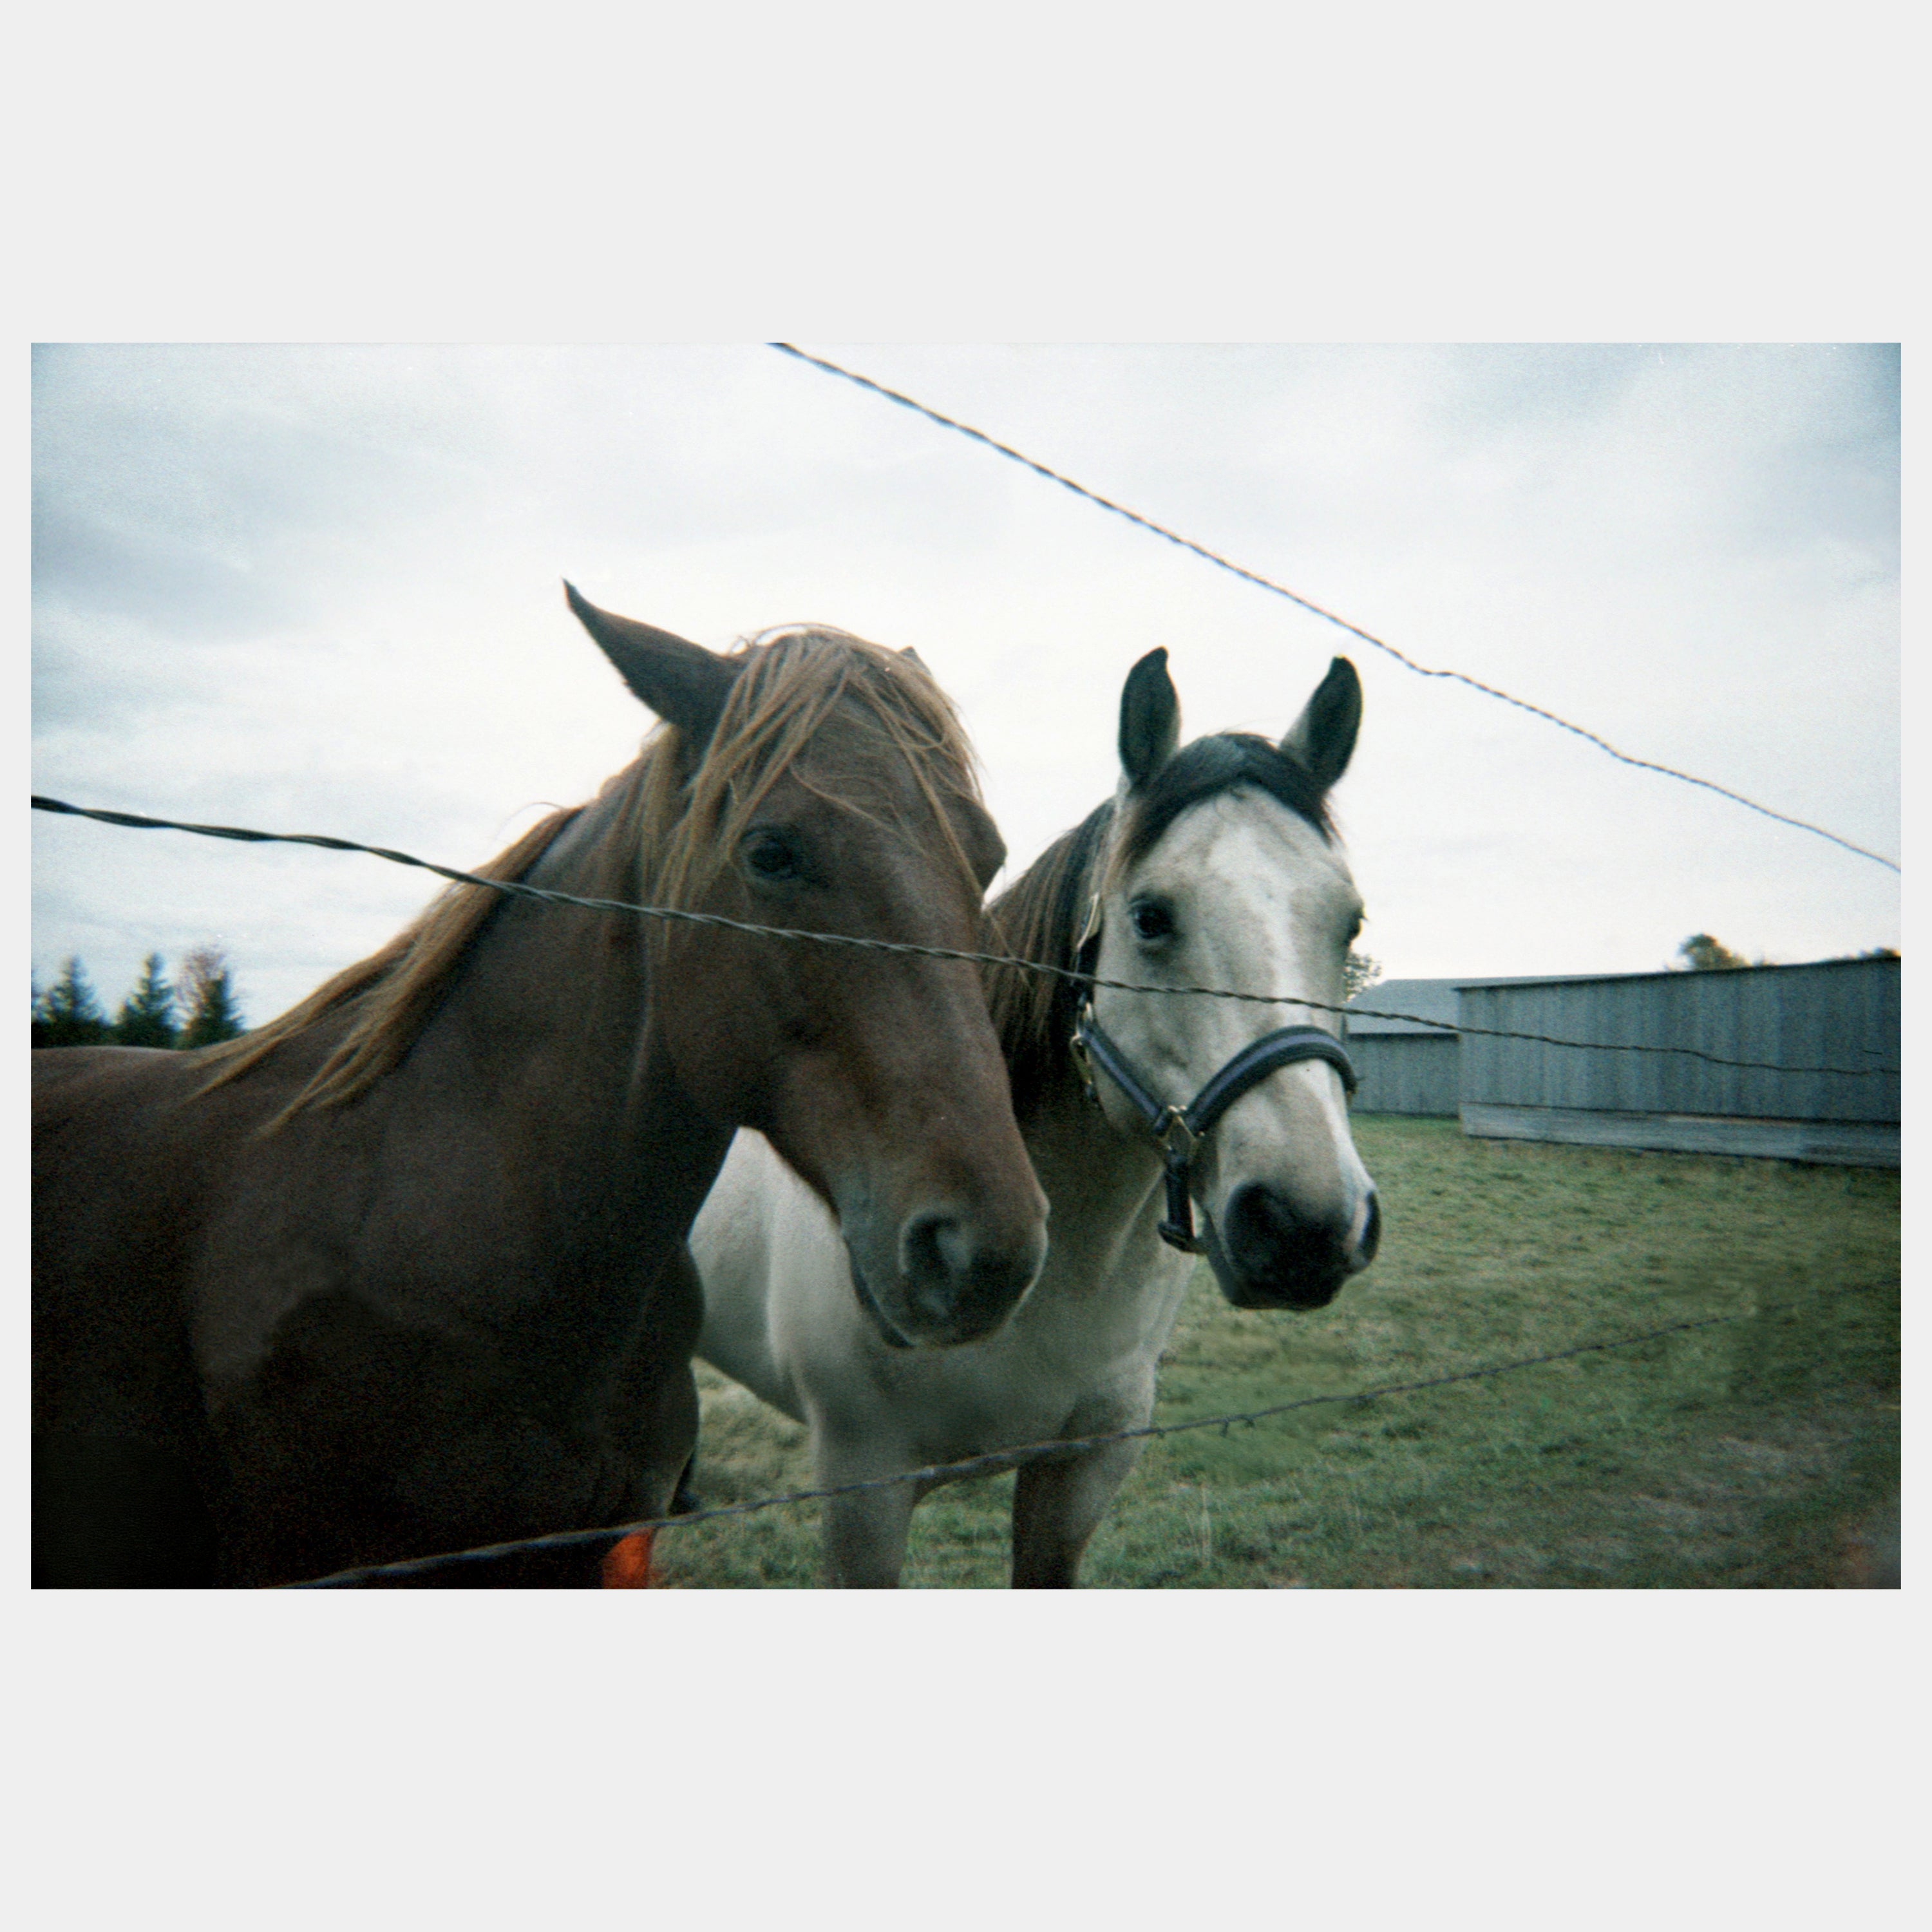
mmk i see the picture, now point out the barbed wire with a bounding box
[32,795,1898,1081]
[770,344,1902,877]
[289,1275,1900,1587]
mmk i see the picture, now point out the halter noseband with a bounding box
[1070,999,1358,1255]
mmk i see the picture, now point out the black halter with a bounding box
[1070,999,1358,1255]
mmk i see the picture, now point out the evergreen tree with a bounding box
[178,947,246,1046]
[1343,949,1383,999]
[31,974,51,1048]
[176,944,222,1021]
[36,956,111,1046]
[114,952,180,1048]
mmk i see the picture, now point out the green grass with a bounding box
[652,1119,1900,1588]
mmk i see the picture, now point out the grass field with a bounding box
[650,1118,1900,1589]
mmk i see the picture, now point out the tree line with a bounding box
[32,947,245,1049]
[28,934,1896,1051]
[1673,934,1900,972]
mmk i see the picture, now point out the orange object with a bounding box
[601,1530,656,1587]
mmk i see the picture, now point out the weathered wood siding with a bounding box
[1348,1033,1460,1116]
[1457,959,1900,1123]
[1458,1104,1899,1167]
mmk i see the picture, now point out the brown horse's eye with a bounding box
[742,830,804,883]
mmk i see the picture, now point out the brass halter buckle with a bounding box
[1069,1011,1099,1108]
[1155,1106,1199,1164]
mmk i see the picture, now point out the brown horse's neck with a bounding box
[440,799,652,1084]
[343,786,733,1358]
[419,788,706,1162]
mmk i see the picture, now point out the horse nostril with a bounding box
[1222,1182,1355,1307]
[900,1211,969,1291]
[897,1208,1040,1341]
[1358,1192,1381,1266]
[1225,1183,1302,1260]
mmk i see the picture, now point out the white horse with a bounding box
[690,648,1380,1586]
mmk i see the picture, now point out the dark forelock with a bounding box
[1116,733,1334,873]
[985,734,1335,1118]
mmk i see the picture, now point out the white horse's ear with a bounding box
[1281,657,1362,792]
[900,645,929,670]
[564,582,740,748]
[1119,648,1181,790]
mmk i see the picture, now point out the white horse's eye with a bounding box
[1130,900,1174,942]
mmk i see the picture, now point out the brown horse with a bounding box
[32,587,1048,1586]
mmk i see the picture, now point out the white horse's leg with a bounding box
[822,1476,920,1588]
[1011,1435,1148,1588]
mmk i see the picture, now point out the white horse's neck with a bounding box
[1021,1085,1177,1280]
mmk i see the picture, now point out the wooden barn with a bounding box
[1339,977,1463,1116]
[1343,957,1900,1168]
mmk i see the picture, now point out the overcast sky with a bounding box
[32,343,1899,1030]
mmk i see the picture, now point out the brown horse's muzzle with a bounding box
[843,1187,1048,1349]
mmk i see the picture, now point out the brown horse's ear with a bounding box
[564,582,739,747]
[1280,657,1363,793]
[1119,647,1180,790]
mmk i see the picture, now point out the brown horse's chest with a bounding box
[204,1242,703,1583]
[173,1092,712,1580]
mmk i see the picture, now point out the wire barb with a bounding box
[770,343,1900,876]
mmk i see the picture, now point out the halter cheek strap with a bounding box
[1071,1001,1358,1254]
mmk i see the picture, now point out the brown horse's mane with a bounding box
[199,627,987,1120]
[986,731,1337,1117]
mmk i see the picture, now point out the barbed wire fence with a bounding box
[289,1276,1899,1587]
[30,791,1898,1585]
[27,799,1899,1082]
